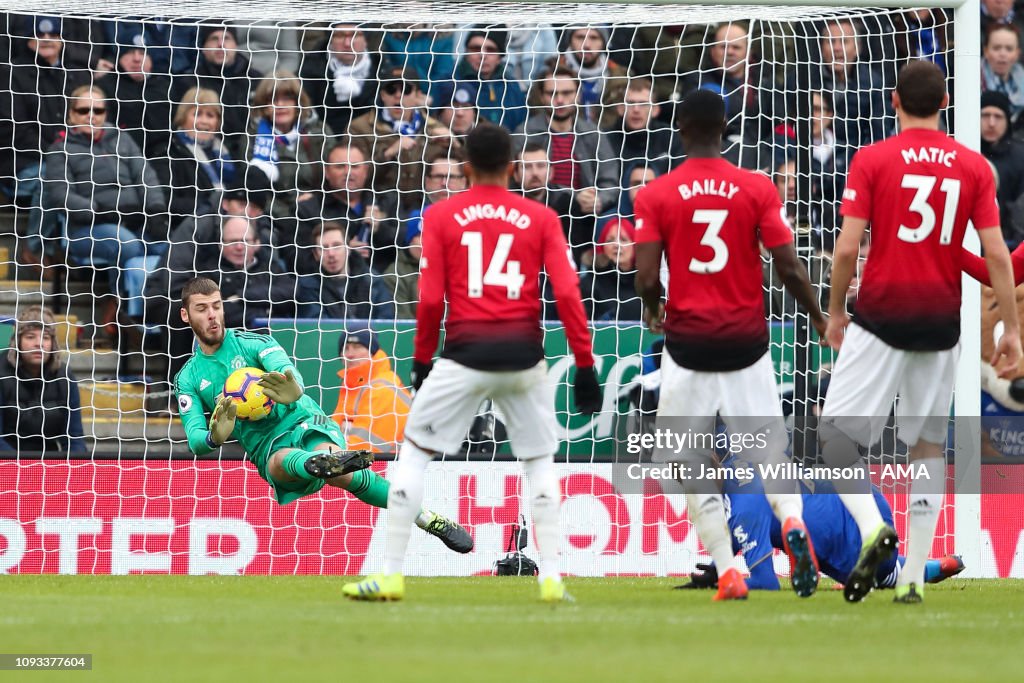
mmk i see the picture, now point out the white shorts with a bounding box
[820,323,959,447]
[655,350,787,462]
[404,358,559,459]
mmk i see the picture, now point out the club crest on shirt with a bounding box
[232,356,245,370]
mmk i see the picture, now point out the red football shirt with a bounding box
[415,184,594,371]
[634,157,793,371]
[840,127,1000,350]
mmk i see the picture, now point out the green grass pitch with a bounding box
[2,576,1022,682]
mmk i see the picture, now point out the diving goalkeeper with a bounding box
[174,277,472,553]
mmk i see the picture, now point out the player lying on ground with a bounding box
[343,124,601,603]
[634,89,828,602]
[819,60,1021,605]
[174,277,472,553]
[676,455,965,591]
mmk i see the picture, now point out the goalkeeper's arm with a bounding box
[175,375,221,456]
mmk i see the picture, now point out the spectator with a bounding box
[513,142,595,267]
[515,67,620,219]
[293,142,399,274]
[783,18,891,152]
[295,222,393,320]
[443,25,527,131]
[6,13,112,73]
[331,328,411,454]
[193,215,296,328]
[554,25,629,128]
[981,91,1024,247]
[299,22,379,135]
[348,67,456,206]
[0,15,92,257]
[582,212,641,322]
[982,24,1024,124]
[100,32,174,158]
[103,17,197,75]
[380,25,457,91]
[42,85,168,304]
[172,23,263,151]
[246,71,332,220]
[434,84,479,141]
[981,0,1024,39]
[0,305,85,454]
[685,22,776,148]
[384,148,467,318]
[774,90,846,249]
[603,77,683,184]
[505,24,560,88]
[157,87,239,228]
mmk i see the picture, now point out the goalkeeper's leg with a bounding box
[268,445,472,553]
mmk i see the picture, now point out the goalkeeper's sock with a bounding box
[382,440,432,575]
[522,455,561,582]
[280,449,321,482]
[346,469,391,508]
[344,470,432,526]
[898,457,944,587]
[686,493,738,573]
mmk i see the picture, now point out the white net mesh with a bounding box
[0,4,999,578]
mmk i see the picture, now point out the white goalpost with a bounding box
[0,0,1003,579]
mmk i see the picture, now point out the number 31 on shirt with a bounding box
[898,173,961,245]
[461,231,525,299]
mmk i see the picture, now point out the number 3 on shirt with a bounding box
[689,209,729,274]
[898,174,961,245]
[461,231,525,299]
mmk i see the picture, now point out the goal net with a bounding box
[1,1,1009,579]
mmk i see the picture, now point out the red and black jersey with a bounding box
[634,157,793,371]
[415,184,594,371]
[840,128,1000,350]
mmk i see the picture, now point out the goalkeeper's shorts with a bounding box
[259,412,349,505]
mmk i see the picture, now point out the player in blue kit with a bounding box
[678,455,965,590]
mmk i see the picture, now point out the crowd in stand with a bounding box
[0,9,996,398]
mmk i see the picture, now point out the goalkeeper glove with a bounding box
[573,365,602,414]
[258,369,303,405]
[207,395,237,448]
[411,360,433,392]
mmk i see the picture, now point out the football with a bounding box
[221,367,274,421]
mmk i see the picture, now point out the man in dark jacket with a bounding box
[100,32,174,158]
[603,77,683,186]
[435,26,527,132]
[292,142,398,274]
[982,90,1024,247]
[196,215,295,328]
[295,222,393,321]
[299,22,379,135]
